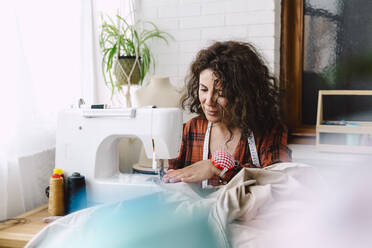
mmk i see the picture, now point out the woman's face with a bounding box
[198,69,228,123]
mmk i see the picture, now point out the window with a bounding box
[281,0,372,140]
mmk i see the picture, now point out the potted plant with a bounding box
[99,14,172,107]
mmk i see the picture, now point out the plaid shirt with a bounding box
[169,116,292,185]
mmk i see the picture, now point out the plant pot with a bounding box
[114,56,141,85]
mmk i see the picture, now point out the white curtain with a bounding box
[0,0,99,219]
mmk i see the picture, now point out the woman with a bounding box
[163,41,292,186]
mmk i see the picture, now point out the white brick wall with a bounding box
[136,0,281,87]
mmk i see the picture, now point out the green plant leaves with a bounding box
[99,13,172,90]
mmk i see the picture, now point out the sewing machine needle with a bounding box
[152,139,157,171]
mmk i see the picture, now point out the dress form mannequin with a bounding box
[132,76,182,174]
[134,76,181,108]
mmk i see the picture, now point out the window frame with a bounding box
[280,0,316,141]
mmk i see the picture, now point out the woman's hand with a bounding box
[163,160,221,183]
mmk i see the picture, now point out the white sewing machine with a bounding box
[55,107,182,205]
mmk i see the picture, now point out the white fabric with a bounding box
[0,0,98,219]
[26,162,323,248]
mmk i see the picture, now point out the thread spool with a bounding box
[48,174,65,216]
[53,168,64,178]
[67,172,87,214]
[45,168,64,199]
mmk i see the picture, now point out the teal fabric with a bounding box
[37,193,220,248]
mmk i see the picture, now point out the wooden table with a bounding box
[0,205,49,248]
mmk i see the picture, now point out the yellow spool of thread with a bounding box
[48,174,65,216]
[53,168,63,175]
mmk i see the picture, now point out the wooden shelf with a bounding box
[317,123,372,134]
[290,125,316,137]
[316,144,372,154]
[316,90,372,154]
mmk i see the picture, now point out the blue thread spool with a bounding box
[66,172,87,214]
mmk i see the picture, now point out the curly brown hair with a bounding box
[182,41,284,138]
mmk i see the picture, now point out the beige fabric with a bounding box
[214,162,320,226]
[220,163,323,248]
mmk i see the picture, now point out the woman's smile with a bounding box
[205,109,219,116]
[198,69,228,123]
